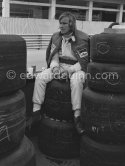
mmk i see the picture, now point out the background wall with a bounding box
[0,17,112,35]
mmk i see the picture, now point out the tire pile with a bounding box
[0,35,36,166]
[80,23,125,166]
[39,79,80,159]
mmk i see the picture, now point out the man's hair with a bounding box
[59,12,76,33]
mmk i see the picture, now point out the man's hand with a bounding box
[60,70,69,80]
[52,66,60,73]
[52,66,60,79]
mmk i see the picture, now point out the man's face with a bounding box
[59,17,71,35]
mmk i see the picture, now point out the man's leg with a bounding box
[32,68,53,112]
[70,71,86,134]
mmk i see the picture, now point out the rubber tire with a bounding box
[80,135,125,166]
[81,87,125,144]
[42,98,73,122]
[0,35,26,96]
[90,33,125,63]
[0,90,26,156]
[45,79,71,102]
[87,62,125,93]
[42,79,73,122]
[39,115,80,159]
[0,136,36,166]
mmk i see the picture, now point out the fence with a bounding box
[20,34,52,50]
[20,34,92,50]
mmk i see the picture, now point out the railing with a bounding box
[20,34,52,50]
[20,34,92,50]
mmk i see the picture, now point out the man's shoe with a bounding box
[74,116,84,135]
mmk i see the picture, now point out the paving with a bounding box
[27,49,47,72]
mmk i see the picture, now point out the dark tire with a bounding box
[80,135,125,166]
[0,90,26,157]
[42,98,73,122]
[90,33,125,63]
[39,115,80,159]
[87,62,125,93]
[0,136,36,166]
[0,35,26,95]
[43,79,73,121]
[45,79,71,102]
[81,87,125,144]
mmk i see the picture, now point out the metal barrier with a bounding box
[20,34,92,50]
[20,34,52,50]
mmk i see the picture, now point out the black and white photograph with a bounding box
[0,0,125,166]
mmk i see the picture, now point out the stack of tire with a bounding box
[0,35,36,166]
[80,23,125,166]
[39,79,80,159]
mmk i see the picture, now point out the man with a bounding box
[32,12,89,134]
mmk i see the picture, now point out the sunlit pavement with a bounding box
[27,49,47,72]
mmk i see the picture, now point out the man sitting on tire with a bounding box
[32,12,89,134]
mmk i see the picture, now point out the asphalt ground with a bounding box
[27,49,47,72]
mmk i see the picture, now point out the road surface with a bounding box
[27,49,47,71]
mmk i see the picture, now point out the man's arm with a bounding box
[68,62,81,75]
[74,39,89,72]
[46,37,52,64]
[50,52,59,69]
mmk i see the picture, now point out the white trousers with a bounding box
[32,67,86,111]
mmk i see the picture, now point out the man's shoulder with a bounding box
[75,30,89,41]
[52,31,61,39]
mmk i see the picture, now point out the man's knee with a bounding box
[36,68,53,83]
[70,71,86,86]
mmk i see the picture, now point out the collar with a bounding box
[59,31,76,42]
[62,34,76,43]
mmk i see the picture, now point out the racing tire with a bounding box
[0,90,26,157]
[42,79,73,122]
[39,115,80,159]
[90,33,125,63]
[45,79,71,102]
[0,35,26,95]
[81,87,125,144]
[0,136,36,166]
[80,135,125,166]
[87,62,125,93]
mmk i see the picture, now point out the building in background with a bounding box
[0,0,125,35]
[1,0,125,70]
[1,0,125,23]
